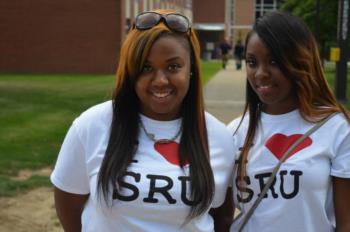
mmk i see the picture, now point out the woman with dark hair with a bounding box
[51,9,235,232]
[228,11,350,231]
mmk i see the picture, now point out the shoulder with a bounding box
[76,100,112,122]
[321,113,350,138]
[204,111,235,149]
[205,112,233,141]
[204,113,236,166]
[73,100,113,136]
[227,114,248,135]
[311,113,350,136]
[205,111,228,133]
[326,113,349,127]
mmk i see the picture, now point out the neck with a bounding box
[139,119,182,144]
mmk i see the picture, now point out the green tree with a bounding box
[280,0,338,61]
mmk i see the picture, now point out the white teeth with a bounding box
[153,91,171,98]
[258,85,272,89]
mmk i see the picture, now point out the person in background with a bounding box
[51,9,235,232]
[220,38,232,69]
[233,40,244,70]
[227,11,350,232]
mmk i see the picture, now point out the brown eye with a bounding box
[168,63,181,72]
[246,58,256,67]
[142,64,153,73]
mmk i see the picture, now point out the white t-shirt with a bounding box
[51,101,235,232]
[227,110,350,232]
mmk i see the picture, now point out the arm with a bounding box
[54,187,89,232]
[333,177,350,232]
[209,187,234,232]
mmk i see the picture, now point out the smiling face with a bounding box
[245,33,297,115]
[135,35,191,121]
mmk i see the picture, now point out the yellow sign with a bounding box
[330,47,340,62]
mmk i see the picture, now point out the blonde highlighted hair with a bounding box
[98,9,214,221]
[237,11,350,186]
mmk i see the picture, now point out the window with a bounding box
[255,0,279,19]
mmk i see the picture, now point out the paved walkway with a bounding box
[204,60,246,124]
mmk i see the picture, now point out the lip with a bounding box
[152,91,172,98]
[255,84,274,95]
[150,90,173,102]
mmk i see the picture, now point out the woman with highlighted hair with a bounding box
[51,9,235,232]
[228,11,350,232]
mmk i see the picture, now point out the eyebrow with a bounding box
[165,56,182,62]
[245,53,255,57]
[145,56,183,64]
[246,52,273,58]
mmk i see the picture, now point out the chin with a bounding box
[150,110,179,120]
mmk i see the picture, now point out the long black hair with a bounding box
[236,11,350,183]
[97,9,214,220]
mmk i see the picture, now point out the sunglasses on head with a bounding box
[134,11,191,33]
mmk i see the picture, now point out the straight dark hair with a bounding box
[236,11,350,183]
[97,9,214,220]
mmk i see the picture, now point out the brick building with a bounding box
[192,0,280,59]
[228,0,281,46]
[0,0,280,74]
[192,0,226,59]
[0,0,190,74]
[0,0,125,74]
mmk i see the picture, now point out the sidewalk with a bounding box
[204,60,246,124]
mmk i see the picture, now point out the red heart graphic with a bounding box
[265,133,312,161]
[154,141,188,166]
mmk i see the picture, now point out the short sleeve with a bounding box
[330,121,350,178]
[50,122,90,194]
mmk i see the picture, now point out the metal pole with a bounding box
[315,0,320,43]
[335,0,349,101]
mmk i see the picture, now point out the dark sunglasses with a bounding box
[134,12,191,33]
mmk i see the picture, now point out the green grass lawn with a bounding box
[1,61,348,197]
[201,60,221,84]
[0,74,115,196]
[0,60,222,196]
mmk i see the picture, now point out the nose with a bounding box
[152,70,169,86]
[254,64,269,80]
